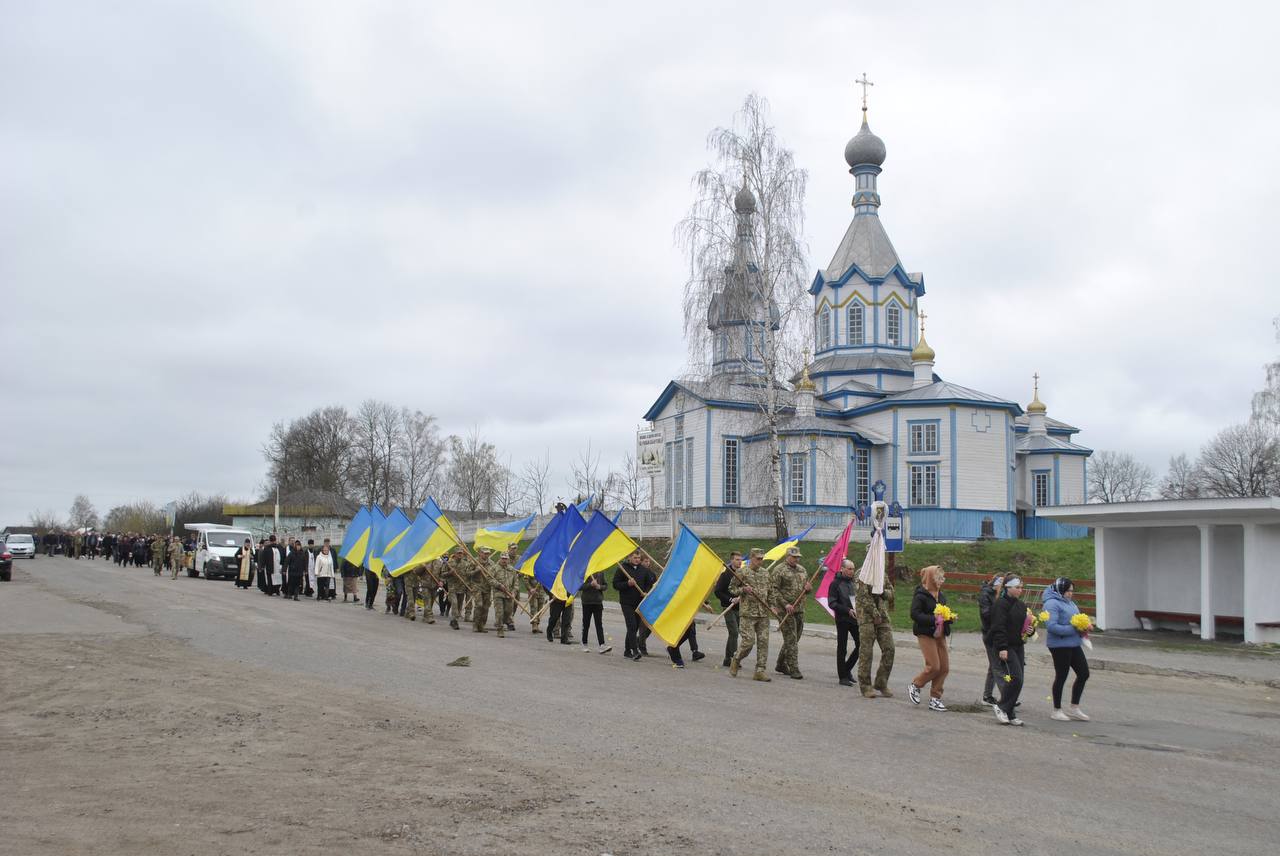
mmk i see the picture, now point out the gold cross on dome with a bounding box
[919,309,927,335]
[856,73,874,110]
[1033,372,1040,394]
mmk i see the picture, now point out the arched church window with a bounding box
[886,302,901,347]
[818,306,832,351]
[847,303,864,346]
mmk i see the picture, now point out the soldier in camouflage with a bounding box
[854,575,896,698]
[445,548,469,629]
[470,547,495,633]
[770,546,809,679]
[526,576,546,634]
[729,548,774,681]
[490,553,519,638]
[168,537,184,580]
[151,536,165,576]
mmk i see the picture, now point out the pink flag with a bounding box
[814,519,855,618]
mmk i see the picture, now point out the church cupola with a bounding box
[910,310,935,388]
[1027,373,1048,436]
[844,76,886,215]
[707,181,779,380]
[795,353,817,418]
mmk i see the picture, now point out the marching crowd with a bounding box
[117,530,1095,728]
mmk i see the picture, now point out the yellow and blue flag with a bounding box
[638,523,724,647]
[575,495,594,514]
[533,506,586,594]
[338,506,373,567]
[368,507,411,575]
[516,512,562,577]
[422,496,461,544]
[474,514,534,553]
[559,511,638,598]
[763,524,817,561]
[383,505,458,577]
[360,506,387,571]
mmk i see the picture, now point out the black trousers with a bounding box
[983,641,999,699]
[364,570,380,608]
[547,600,572,642]
[836,619,861,680]
[666,625,700,664]
[996,647,1025,717]
[1050,646,1090,707]
[285,568,304,597]
[317,578,333,600]
[621,603,650,654]
[580,603,605,645]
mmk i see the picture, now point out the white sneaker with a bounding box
[995,708,1010,724]
[1009,718,1025,726]
[1050,709,1071,722]
[1067,707,1091,721]
[928,698,948,712]
[598,644,613,654]
[581,645,590,653]
[908,683,921,705]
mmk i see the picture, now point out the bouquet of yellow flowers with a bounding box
[1021,609,1041,642]
[1038,610,1051,623]
[933,604,958,622]
[1070,610,1094,649]
[933,603,957,637]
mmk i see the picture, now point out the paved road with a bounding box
[4,556,1279,855]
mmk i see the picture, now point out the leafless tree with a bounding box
[1087,450,1155,503]
[66,494,98,530]
[352,399,404,508]
[676,93,810,540]
[616,452,652,511]
[399,408,446,509]
[446,427,500,515]
[27,508,64,533]
[567,441,618,512]
[521,450,552,515]
[103,501,166,534]
[1158,453,1203,500]
[492,458,524,516]
[172,492,231,531]
[1251,314,1280,429]
[263,405,356,498]
[1196,422,1280,498]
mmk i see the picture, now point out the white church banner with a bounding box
[637,429,665,476]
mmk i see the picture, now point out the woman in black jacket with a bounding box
[978,574,1004,705]
[907,565,952,710]
[987,576,1029,726]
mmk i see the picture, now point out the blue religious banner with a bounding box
[884,514,905,553]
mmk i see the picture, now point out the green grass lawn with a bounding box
[566,536,1095,635]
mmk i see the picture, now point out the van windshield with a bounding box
[206,531,253,549]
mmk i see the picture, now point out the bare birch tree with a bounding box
[1087,450,1155,503]
[492,458,524,516]
[1251,314,1280,429]
[399,408,446,508]
[446,428,500,515]
[1158,453,1203,499]
[67,494,98,529]
[1196,422,1280,497]
[521,450,552,515]
[676,93,809,539]
[616,452,651,511]
[567,440,615,512]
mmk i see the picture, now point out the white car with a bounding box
[5,533,36,559]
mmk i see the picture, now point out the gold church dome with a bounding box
[911,333,935,362]
[1027,373,1047,414]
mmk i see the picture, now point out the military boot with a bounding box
[728,657,740,677]
[752,670,772,682]
[860,686,877,698]
[449,617,459,629]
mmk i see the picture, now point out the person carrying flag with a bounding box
[770,546,809,680]
[713,551,743,667]
[729,548,773,681]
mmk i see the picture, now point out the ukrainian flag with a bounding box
[360,506,387,571]
[383,506,458,577]
[638,524,724,647]
[763,524,817,561]
[559,511,638,598]
[533,506,586,594]
[575,495,594,514]
[368,507,412,575]
[338,506,373,567]
[516,512,562,577]
[422,497,461,544]
[474,514,534,554]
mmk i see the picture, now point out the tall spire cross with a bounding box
[1033,372,1040,394]
[919,309,928,335]
[856,72,874,111]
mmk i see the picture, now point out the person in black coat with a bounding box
[712,551,743,667]
[907,566,953,710]
[987,576,1029,726]
[613,550,656,661]
[828,560,860,687]
[978,574,1004,705]
[285,539,308,600]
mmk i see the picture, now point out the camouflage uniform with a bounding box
[855,579,896,696]
[168,539,184,580]
[770,557,808,679]
[526,578,547,633]
[729,553,773,679]
[415,566,437,623]
[402,568,422,620]
[471,549,495,632]
[151,537,165,575]
[490,557,519,638]
[445,555,470,629]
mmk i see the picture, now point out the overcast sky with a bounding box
[3,1,1277,526]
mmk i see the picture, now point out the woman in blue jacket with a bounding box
[1043,577,1090,721]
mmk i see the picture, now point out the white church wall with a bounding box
[1057,456,1086,505]
[896,405,952,508]
[954,406,1009,511]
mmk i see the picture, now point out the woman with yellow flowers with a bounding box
[988,576,1030,726]
[907,565,954,711]
[1043,577,1091,722]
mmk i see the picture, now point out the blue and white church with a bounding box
[643,101,1092,540]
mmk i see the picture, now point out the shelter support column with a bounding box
[1094,527,1107,630]
[1198,524,1215,640]
[1242,523,1259,645]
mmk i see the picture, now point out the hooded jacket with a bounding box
[978,581,999,634]
[909,585,951,637]
[1042,587,1084,649]
[987,591,1028,653]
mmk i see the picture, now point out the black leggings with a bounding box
[581,603,604,645]
[364,570,380,608]
[1050,646,1090,707]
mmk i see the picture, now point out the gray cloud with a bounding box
[2,0,1276,523]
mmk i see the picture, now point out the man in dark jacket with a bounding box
[978,574,1004,705]
[613,550,656,661]
[285,539,308,601]
[829,560,861,686]
[987,577,1029,725]
[713,552,743,667]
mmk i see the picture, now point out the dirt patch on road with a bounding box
[0,633,678,856]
